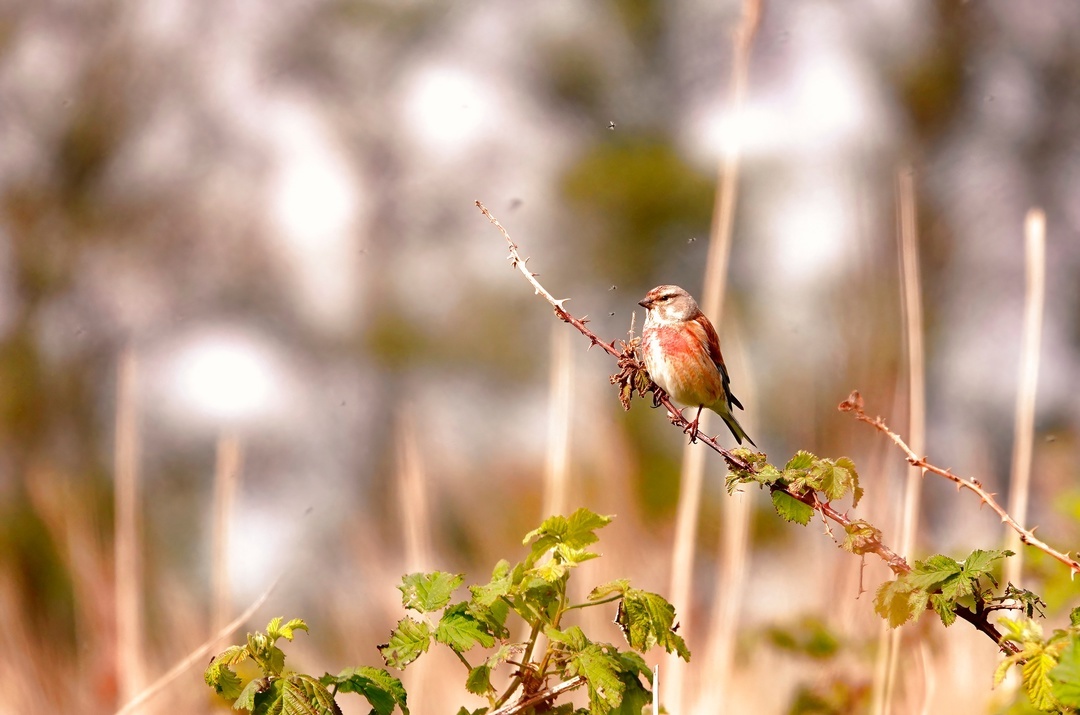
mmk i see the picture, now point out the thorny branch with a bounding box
[476,200,751,472]
[476,200,1021,655]
[840,390,1080,579]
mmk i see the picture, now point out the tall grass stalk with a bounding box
[1003,208,1046,587]
[212,433,243,639]
[114,347,144,708]
[873,167,927,715]
[542,325,573,519]
[396,406,434,713]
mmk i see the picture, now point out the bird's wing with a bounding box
[697,312,743,411]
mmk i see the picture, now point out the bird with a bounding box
[638,284,755,446]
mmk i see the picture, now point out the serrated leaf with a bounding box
[253,673,337,715]
[467,598,510,640]
[204,661,245,700]
[616,589,690,661]
[842,520,881,555]
[470,560,512,608]
[1022,650,1058,711]
[235,676,270,712]
[906,555,961,591]
[611,670,651,715]
[963,549,1011,577]
[835,457,862,506]
[771,490,813,526]
[810,461,850,502]
[435,603,496,652]
[995,654,1022,688]
[565,644,625,714]
[264,645,286,677]
[398,572,464,613]
[929,594,957,627]
[275,618,309,642]
[546,625,589,652]
[211,644,251,668]
[785,451,816,471]
[523,509,612,560]
[874,579,919,628]
[379,617,432,669]
[534,558,570,583]
[589,579,630,601]
[1050,637,1080,707]
[466,664,493,695]
[321,666,408,715]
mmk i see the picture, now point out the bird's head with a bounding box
[638,284,700,323]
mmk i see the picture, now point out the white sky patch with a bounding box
[403,65,494,155]
[168,330,282,424]
[268,97,361,333]
[767,178,853,284]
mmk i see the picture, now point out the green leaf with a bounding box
[523,509,612,561]
[874,579,922,628]
[1070,607,1080,628]
[204,661,245,700]
[470,560,512,608]
[435,603,496,652]
[588,579,630,601]
[1022,651,1058,711]
[995,653,1023,688]
[906,555,961,591]
[835,457,862,507]
[546,625,589,652]
[929,594,957,627]
[251,673,338,715]
[379,617,432,669]
[547,621,635,712]
[321,666,409,715]
[268,617,308,642]
[398,572,464,613]
[235,676,270,712]
[963,549,1011,578]
[1050,637,1080,707]
[785,451,816,471]
[771,490,813,526]
[612,670,651,715]
[841,520,881,555]
[615,589,690,661]
[466,664,493,695]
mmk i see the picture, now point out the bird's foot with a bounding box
[683,416,701,443]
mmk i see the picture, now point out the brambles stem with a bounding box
[839,390,1080,578]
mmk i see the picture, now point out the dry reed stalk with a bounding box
[873,167,927,715]
[396,406,434,713]
[397,406,432,573]
[664,439,706,710]
[113,577,281,715]
[542,325,573,519]
[665,0,762,710]
[114,347,144,709]
[212,433,243,639]
[1003,208,1045,587]
[700,329,754,707]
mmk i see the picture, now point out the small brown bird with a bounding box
[639,285,754,445]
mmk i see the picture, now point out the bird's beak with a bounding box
[638,298,651,308]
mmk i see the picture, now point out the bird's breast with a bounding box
[642,324,725,407]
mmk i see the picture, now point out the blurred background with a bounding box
[1,0,1079,713]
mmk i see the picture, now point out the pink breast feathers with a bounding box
[645,324,725,406]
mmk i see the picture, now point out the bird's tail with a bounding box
[715,405,756,447]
